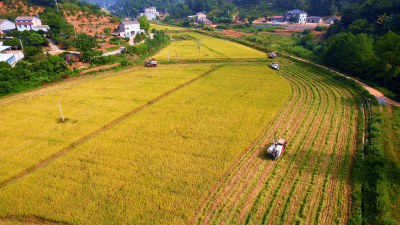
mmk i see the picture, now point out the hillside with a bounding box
[0,0,44,20]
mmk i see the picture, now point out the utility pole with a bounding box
[157,20,159,32]
[198,39,201,62]
[55,0,59,11]
[58,101,64,123]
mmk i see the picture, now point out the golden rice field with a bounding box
[153,32,267,61]
[0,66,210,185]
[149,23,185,31]
[0,66,290,224]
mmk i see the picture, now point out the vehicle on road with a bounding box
[266,138,287,160]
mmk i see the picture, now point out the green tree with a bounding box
[374,31,400,86]
[73,33,102,60]
[139,15,150,32]
[29,33,45,45]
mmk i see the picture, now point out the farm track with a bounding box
[192,63,357,225]
[0,68,218,190]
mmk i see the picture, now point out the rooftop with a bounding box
[121,21,140,25]
[0,45,12,52]
[15,16,37,21]
[0,53,14,62]
[287,9,307,14]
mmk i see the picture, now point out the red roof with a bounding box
[272,16,284,18]
[15,22,33,25]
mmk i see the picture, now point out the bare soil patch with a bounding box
[217,30,249,37]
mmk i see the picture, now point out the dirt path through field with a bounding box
[281,53,400,106]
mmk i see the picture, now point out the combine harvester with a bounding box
[144,60,158,67]
[269,52,277,59]
[269,62,280,70]
[266,138,287,160]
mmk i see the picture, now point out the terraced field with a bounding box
[192,62,358,224]
[153,33,267,61]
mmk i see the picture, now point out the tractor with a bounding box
[266,138,287,160]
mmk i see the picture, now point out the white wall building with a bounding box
[0,19,16,34]
[116,21,144,37]
[285,9,307,24]
[138,7,160,21]
[15,16,50,32]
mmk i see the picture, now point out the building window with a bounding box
[24,25,27,28]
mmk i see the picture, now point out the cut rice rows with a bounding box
[192,63,357,225]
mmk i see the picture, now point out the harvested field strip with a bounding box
[253,68,326,225]
[272,68,340,225]
[192,62,357,225]
[195,65,318,224]
[280,67,351,225]
[192,70,305,224]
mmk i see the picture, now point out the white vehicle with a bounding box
[269,62,280,70]
[266,138,287,160]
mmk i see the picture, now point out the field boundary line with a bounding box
[0,67,219,191]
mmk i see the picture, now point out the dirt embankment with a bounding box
[217,30,250,37]
[63,11,119,36]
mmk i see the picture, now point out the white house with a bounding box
[15,16,50,32]
[188,12,209,23]
[115,21,144,37]
[0,19,16,34]
[138,7,160,21]
[285,9,307,23]
[306,16,323,23]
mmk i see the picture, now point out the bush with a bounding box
[0,62,11,69]
[302,29,312,35]
[315,26,328,31]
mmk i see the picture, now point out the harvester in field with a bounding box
[266,138,287,160]
[269,62,280,70]
[269,52,277,59]
[144,60,158,67]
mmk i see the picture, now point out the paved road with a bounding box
[281,53,400,106]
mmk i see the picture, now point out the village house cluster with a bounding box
[0,16,50,67]
[264,9,338,24]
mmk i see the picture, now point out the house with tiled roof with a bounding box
[15,16,50,32]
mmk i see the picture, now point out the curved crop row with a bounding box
[192,62,358,225]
